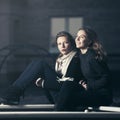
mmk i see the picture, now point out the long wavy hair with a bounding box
[78,27,107,61]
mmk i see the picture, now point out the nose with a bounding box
[76,36,81,41]
[62,43,65,47]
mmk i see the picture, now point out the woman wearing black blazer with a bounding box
[0,31,82,109]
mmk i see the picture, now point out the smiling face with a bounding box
[57,36,72,55]
[75,30,88,49]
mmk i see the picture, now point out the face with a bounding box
[75,30,88,49]
[57,36,72,55]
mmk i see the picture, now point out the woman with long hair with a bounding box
[55,27,113,111]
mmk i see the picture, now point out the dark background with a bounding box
[0,0,120,105]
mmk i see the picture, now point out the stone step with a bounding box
[0,104,120,112]
[88,106,120,112]
[0,104,120,119]
[0,111,120,120]
[0,104,54,111]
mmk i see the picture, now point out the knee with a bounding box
[31,59,46,66]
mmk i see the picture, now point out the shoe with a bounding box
[0,86,23,105]
[0,97,19,105]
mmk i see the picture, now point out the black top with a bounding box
[65,52,83,82]
[79,49,112,96]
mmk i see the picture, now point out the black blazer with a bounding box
[64,53,82,83]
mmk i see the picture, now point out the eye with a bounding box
[81,36,85,39]
[57,43,61,46]
[65,41,69,44]
[80,35,86,39]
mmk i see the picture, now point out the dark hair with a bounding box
[56,31,76,49]
[79,27,107,61]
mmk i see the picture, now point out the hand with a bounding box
[35,78,43,87]
[79,80,87,90]
[56,77,74,83]
[58,77,74,82]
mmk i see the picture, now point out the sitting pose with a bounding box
[0,31,82,109]
[55,27,113,111]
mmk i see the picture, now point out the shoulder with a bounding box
[69,51,80,64]
[86,49,101,65]
[87,49,107,67]
[81,49,97,63]
[72,51,80,60]
[87,49,96,58]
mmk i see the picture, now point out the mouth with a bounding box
[61,49,66,51]
[76,43,81,45]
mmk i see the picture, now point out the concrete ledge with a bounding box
[0,104,120,119]
[88,106,120,112]
[0,104,54,111]
[0,111,120,119]
[0,104,120,112]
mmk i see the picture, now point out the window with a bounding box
[49,17,83,53]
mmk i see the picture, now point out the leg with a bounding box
[43,62,62,90]
[0,60,60,105]
[3,59,62,104]
[13,60,46,89]
[1,60,45,104]
[13,59,61,90]
[44,90,55,104]
[55,81,83,111]
[74,90,112,107]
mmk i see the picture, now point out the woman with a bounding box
[0,31,82,107]
[55,27,113,111]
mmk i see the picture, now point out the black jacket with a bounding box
[64,52,82,83]
[79,49,112,96]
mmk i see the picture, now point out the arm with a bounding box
[88,58,110,90]
[65,56,83,83]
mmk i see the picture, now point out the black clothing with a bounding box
[1,52,82,106]
[55,49,112,111]
[44,52,82,90]
[79,49,112,96]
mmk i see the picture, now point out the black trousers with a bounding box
[12,59,63,103]
[13,60,61,90]
[55,81,112,111]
